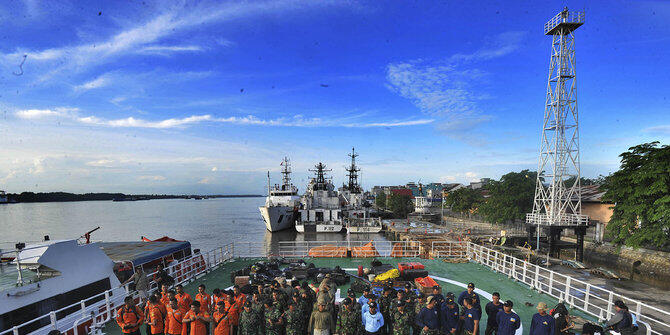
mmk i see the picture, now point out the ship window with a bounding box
[316,212,324,222]
[0,278,111,335]
[277,215,284,223]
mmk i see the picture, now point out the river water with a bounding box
[0,197,387,253]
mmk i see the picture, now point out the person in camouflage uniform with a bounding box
[238,302,261,335]
[250,292,264,318]
[380,286,394,333]
[300,290,313,334]
[335,298,362,335]
[413,294,427,335]
[283,302,304,335]
[271,290,287,313]
[392,302,412,335]
[263,299,283,335]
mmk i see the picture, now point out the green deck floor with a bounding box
[104,258,595,335]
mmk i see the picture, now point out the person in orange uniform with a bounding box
[232,285,246,307]
[224,291,240,335]
[147,295,166,335]
[117,296,144,335]
[166,298,184,335]
[175,284,193,314]
[211,289,225,311]
[211,301,230,335]
[160,284,171,306]
[195,284,211,314]
[182,301,210,335]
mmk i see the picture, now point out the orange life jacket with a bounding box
[116,305,144,333]
[166,306,184,335]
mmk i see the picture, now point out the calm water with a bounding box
[0,197,386,253]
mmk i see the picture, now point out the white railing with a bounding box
[430,241,468,258]
[1,244,235,335]
[278,240,421,258]
[463,243,669,335]
[544,10,585,34]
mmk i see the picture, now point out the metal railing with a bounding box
[278,240,421,258]
[430,241,468,258]
[544,10,585,34]
[463,243,668,335]
[1,244,235,335]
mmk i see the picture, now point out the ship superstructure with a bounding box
[339,148,381,233]
[296,163,343,233]
[259,157,301,232]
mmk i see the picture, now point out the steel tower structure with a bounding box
[527,8,588,228]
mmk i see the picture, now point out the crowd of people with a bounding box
[117,270,639,335]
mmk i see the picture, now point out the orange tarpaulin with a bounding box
[308,244,347,257]
[415,276,438,289]
[390,242,416,257]
[351,241,380,257]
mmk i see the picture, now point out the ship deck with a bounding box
[102,257,597,335]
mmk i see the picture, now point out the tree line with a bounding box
[441,142,669,249]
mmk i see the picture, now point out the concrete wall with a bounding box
[583,242,670,289]
[582,202,614,224]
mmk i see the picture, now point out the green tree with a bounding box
[603,142,670,248]
[375,193,387,209]
[478,170,537,223]
[444,188,483,214]
[387,194,413,218]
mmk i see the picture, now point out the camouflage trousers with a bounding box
[420,329,440,335]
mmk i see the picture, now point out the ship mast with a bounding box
[345,147,361,193]
[280,157,292,190]
[309,162,331,191]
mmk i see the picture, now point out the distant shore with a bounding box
[2,192,263,203]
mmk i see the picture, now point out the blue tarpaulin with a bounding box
[98,241,191,266]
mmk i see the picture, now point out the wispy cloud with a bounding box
[643,124,670,135]
[138,175,167,181]
[74,74,111,92]
[386,31,526,144]
[1,1,348,81]
[138,45,204,56]
[15,107,432,129]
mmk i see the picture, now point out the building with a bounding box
[469,178,491,190]
[579,184,614,242]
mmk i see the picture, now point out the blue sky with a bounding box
[0,0,668,194]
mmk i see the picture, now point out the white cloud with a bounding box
[386,32,526,144]
[74,75,110,92]
[138,45,204,56]
[198,177,212,184]
[29,158,45,174]
[86,159,115,167]
[643,125,670,135]
[16,106,432,129]
[138,175,167,181]
[15,107,78,119]
[211,167,218,172]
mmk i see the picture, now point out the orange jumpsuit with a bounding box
[212,311,230,335]
[148,304,165,334]
[212,294,225,310]
[161,291,171,307]
[195,293,211,314]
[176,293,193,314]
[181,311,209,335]
[165,306,184,335]
[224,301,240,328]
[233,293,246,307]
[116,305,145,334]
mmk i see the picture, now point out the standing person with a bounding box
[123,267,150,305]
[182,301,210,335]
[238,301,261,335]
[495,301,520,335]
[458,283,481,312]
[309,302,335,335]
[440,297,459,335]
[195,285,211,314]
[212,289,225,311]
[391,301,411,335]
[233,285,247,307]
[154,264,173,288]
[484,292,503,335]
[415,296,440,335]
[161,285,171,307]
[175,285,193,314]
[211,301,230,335]
[284,302,305,335]
[381,287,394,333]
[224,292,241,335]
[358,287,371,307]
[462,298,481,335]
[166,299,184,335]
[412,294,427,335]
[605,300,634,335]
[147,295,166,335]
[335,298,362,335]
[264,299,283,335]
[529,302,555,335]
[429,286,444,309]
[362,302,384,335]
[117,296,145,335]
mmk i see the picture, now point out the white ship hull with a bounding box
[259,206,297,232]
[295,222,343,233]
[346,226,382,234]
